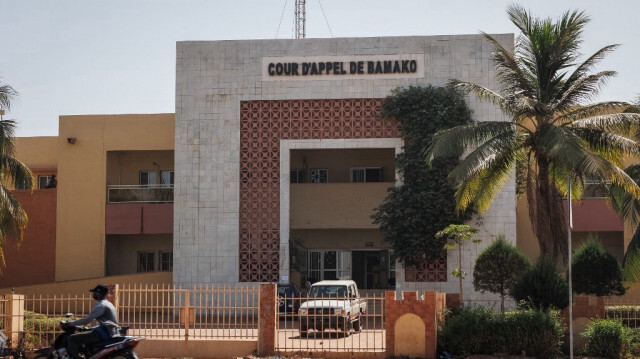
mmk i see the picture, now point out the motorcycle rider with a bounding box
[61,284,119,359]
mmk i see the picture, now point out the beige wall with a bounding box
[56,114,174,281]
[15,136,58,170]
[0,271,171,296]
[106,234,173,275]
[292,229,388,250]
[106,150,174,186]
[290,183,392,229]
[290,148,395,183]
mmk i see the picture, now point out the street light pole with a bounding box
[568,177,573,359]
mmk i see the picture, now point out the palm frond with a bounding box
[447,80,514,115]
[571,113,640,137]
[0,155,34,189]
[554,71,617,109]
[448,128,520,185]
[623,225,640,282]
[480,31,536,98]
[555,101,630,124]
[569,127,640,161]
[426,121,517,163]
[558,44,619,102]
[0,84,18,111]
[0,184,28,246]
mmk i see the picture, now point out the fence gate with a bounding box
[275,291,385,355]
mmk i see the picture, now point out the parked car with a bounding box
[297,280,366,336]
[277,283,300,316]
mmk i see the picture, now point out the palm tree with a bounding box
[0,81,34,268]
[426,5,640,264]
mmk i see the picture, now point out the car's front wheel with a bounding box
[353,316,361,332]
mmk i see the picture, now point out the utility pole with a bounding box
[295,0,306,39]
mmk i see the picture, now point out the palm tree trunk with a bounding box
[529,156,568,265]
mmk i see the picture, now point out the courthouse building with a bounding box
[173,34,516,296]
[5,34,629,299]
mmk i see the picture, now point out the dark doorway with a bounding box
[352,251,391,289]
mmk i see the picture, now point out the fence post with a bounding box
[5,294,24,349]
[258,283,276,356]
[184,290,190,344]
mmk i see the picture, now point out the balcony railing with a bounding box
[107,185,173,203]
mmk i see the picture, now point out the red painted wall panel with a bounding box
[566,199,623,232]
[142,204,173,234]
[105,204,142,234]
[0,189,57,288]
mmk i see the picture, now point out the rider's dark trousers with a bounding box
[67,330,103,359]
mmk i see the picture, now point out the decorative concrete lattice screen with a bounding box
[404,254,447,282]
[239,98,400,282]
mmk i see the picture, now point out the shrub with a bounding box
[23,311,64,348]
[501,308,564,358]
[572,235,626,296]
[510,256,569,310]
[582,318,636,359]
[439,306,564,358]
[473,235,531,312]
[438,306,499,355]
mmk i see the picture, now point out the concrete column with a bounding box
[258,283,276,356]
[5,294,24,348]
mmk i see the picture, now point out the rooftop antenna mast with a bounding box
[295,0,306,39]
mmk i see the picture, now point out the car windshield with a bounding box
[308,285,347,298]
[277,286,294,296]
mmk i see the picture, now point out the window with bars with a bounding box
[310,169,328,183]
[38,175,54,189]
[139,171,158,186]
[159,251,173,271]
[290,169,306,183]
[350,167,383,182]
[137,251,155,272]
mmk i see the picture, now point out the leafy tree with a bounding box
[0,80,34,270]
[436,224,480,302]
[572,235,625,296]
[372,85,473,267]
[511,256,570,310]
[426,5,640,264]
[473,234,531,312]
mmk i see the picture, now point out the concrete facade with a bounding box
[175,35,517,297]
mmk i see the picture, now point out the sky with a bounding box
[1,0,639,137]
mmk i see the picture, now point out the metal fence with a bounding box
[275,293,385,353]
[107,185,173,203]
[604,297,640,328]
[118,284,259,340]
[22,293,94,348]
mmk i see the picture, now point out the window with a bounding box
[137,251,155,272]
[308,250,351,281]
[38,175,54,189]
[15,179,28,190]
[310,169,328,183]
[160,171,174,186]
[139,171,158,186]
[290,169,306,184]
[350,167,383,183]
[159,251,173,271]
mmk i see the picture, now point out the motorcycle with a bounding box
[34,314,144,359]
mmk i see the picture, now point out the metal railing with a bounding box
[605,297,640,328]
[118,284,259,340]
[107,185,173,203]
[23,293,94,348]
[275,293,385,354]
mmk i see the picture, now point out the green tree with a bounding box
[372,85,473,266]
[0,81,34,269]
[436,224,480,302]
[511,256,570,310]
[426,5,640,264]
[473,234,531,312]
[572,235,625,296]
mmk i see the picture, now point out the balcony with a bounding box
[107,185,173,203]
[290,182,393,229]
[106,185,173,234]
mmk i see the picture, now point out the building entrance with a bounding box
[305,250,394,289]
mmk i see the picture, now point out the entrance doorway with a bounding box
[352,251,392,289]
